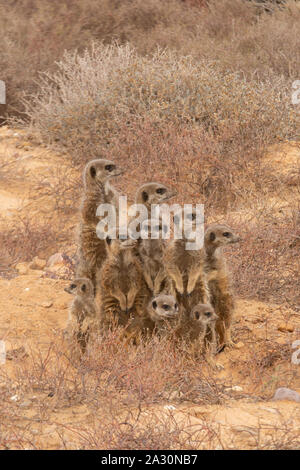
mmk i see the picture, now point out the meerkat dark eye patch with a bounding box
[204,312,212,317]
[142,191,149,202]
[163,304,170,310]
[105,164,115,172]
[156,187,166,195]
[70,284,76,289]
[194,311,200,320]
[223,232,231,238]
[90,166,96,178]
[209,232,216,241]
[175,303,178,309]
[152,300,157,310]
[81,284,86,292]
[106,236,112,245]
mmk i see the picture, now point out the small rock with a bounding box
[278,323,294,333]
[19,399,31,409]
[41,301,53,308]
[47,253,64,268]
[29,257,46,270]
[10,394,19,402]
[272,387,300,403]
[15,263,29,275]
[230,386,243,392]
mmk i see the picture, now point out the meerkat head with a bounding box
[84,159,123,188]
[173,207,204,240]
[140,218,169,240]
[148,295,179,322]
[135,182,177,208]
[204,224,241,251]
[64,278,94,297]
[190,303,218,326]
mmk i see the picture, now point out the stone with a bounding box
[272,387,300,403]
[40,301,53,308]
[29,257,46,270]
[47,253,64,267]
[278,323,294,333]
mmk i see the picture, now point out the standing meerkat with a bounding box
[204,224,240,349]
[64,277,99,353]
[139,218,171,295]
[76,159,124,291]
[146,294,179,334]
[97,233,147,332]
[164,207,209,313]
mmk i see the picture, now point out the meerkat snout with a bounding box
[191,303,218,324]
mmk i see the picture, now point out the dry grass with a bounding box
[1,0,300,120]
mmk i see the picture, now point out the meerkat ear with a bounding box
[90,166,96,178]
[106,236,112,245]
[152,300,157,310]
[142,191,148,202]
[209,232,216,241]
[81,284,86,292]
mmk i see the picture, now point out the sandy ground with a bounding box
[0,125,299,449]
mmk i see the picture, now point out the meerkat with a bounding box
[146,294,179,334]
[187,303,220,367]
[204,224,240,350]
[97,233,147,334]
[134,182,177,223]
[64,277,99,353]
[164,207,209,313]
[138,218,171,296]
[76,159,123,291]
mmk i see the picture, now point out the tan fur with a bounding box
[64,278,99,353]
[138,218,171,296]
[164,208,209,313]
[134,182,177,222]
[97,235,147,334]
[76,159,123,291]
[204,224,240,349]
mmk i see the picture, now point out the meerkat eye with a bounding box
[209,232,216,241]
[175,303,178,310]
[90,166,96,178]
[106,236,112,245]
[163,304,170,310]
[223,232,231,238]
[156,187,166,195]
[204,312,212,317]
[81,284,86,292]
[70,284,76,289]
[152,300,157,309]
[194,311,200,320]
[105,164,115,172]
[142,191,148,202]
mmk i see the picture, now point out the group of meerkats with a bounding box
[64,158,241,367]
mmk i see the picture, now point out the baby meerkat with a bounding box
[64,277,98,353]
[147,294,179,329]
[164,207,209,312]
[134,182,177,222]
[204,224,240,350]
[139,218,170,295]
[188,303,220,368]
[76,159,124,291]
[97,233,146,332]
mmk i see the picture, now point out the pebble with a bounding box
[278,323,294,333]
[272,387,300,403]
[41,301,53,308]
